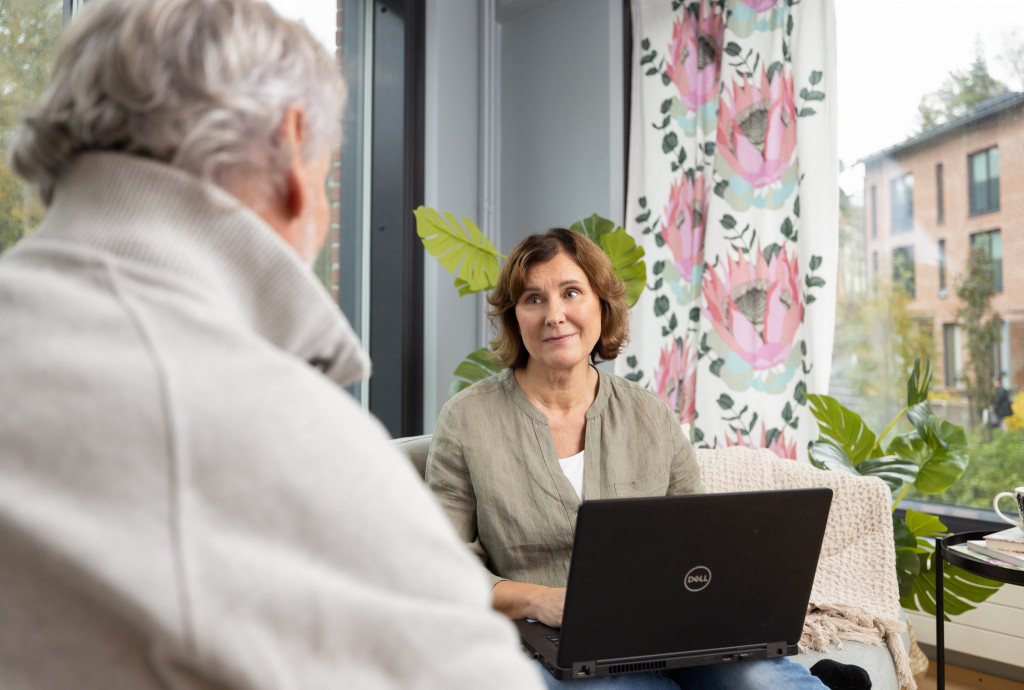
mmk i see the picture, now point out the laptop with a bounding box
[516,487,833,680]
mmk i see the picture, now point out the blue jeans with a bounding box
[534,657,827,689]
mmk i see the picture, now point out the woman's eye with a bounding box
[565,289,580,298]
[525,295,541,305]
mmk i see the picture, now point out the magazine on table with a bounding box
[966,540,1024,567]
[947,543,1024,571]
[985,526,1024,554]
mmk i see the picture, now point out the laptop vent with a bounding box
[608,660,667,675]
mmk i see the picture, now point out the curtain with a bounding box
[619,0,837,462]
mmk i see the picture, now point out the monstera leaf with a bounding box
[414,206,504,296]
[448,348,503,397]
[807,358,1004,619]
[897,510,1002,618]
[571,214,647,307]
[806,393,881,465]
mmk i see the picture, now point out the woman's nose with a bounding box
[545,304,565,325]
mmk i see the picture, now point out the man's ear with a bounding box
[279,105,309,221]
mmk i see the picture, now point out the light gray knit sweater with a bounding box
[0,153,542,690]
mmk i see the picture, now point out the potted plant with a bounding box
[413,207,647,395]
[806,358,1003,619]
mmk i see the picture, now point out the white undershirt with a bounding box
[558,450,585,501]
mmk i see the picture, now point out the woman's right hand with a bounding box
[491,580,567,628]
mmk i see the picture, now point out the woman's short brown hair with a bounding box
[488,228,629,369]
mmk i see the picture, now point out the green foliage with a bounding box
[415,208,647,395]
[0,0,61,256]
[907,429,1024,509]
[955,247,1001,426]
[414,207,504,297]
[915,40,1008,132]
[448,347,503,398]
[830,284,936,432]
[808,359,1000,616]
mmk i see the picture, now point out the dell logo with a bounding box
[684,565,712,592]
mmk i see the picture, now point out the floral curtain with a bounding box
[619,0,837,462]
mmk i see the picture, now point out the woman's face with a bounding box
[515,251,603,375]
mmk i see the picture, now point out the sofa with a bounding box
[393,435,914,690]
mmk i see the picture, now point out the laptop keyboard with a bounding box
[545,634,560,648]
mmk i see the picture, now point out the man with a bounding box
[0,0,542,687]
[993,375,1014,431]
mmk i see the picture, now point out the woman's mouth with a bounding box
[544,334,575,344]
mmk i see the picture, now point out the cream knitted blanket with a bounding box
[696,447,915,690]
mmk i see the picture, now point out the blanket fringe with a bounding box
[801,603,916,690]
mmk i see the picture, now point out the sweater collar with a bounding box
[34,152,371,388]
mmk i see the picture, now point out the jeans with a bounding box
[534,657,828,689]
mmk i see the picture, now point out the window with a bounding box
[942,323,960,388]
[871,250,878,283]
[938,239,946,297]
[968,146,999,216]
[0,2,65,254]
[892,246,915,297]
[970,229,1003,292]
[890,174,913,233]
[870,185,878,238]
[935,163,944,224]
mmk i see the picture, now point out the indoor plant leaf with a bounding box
[906,357,932,406]
[414,206,504,296]
[855,455,919,492]
[597,226,647,307]
[806,393,881,464]
[807,439,857,474]
[448,347,503,398]
[570,213,617,245]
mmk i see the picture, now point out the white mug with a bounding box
[993,487,1024,530]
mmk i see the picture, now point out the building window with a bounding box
[968,146,999,216]
[892,246,915,298]
[970,229,1003,292]
[935,163,944,224]
[870,185,878,238]
[871,250,878,283]
[938,239,947,297]
[942,323,959,388]
[890,174,913,233]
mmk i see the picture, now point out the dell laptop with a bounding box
[516,487,833,680]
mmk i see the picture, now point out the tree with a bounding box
[831,285,935,433]
[955,247,1001,427]
[915,40,1008,133]
[0,0,62,254]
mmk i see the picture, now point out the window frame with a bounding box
[890,173,914,234]
[968,146,999,216]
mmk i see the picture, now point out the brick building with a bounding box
[861,92,1024,391]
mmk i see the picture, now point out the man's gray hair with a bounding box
[8,0,345,205]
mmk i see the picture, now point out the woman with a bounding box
[426,229,843,688]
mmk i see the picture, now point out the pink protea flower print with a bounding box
[723,423,796,460]
[653,339,697,425]
[716,65,797,188]
[660,172,708,285]
[702,244,803,370]
[740,0,779,12]
[762,424,796,459]
[666,5,725,112]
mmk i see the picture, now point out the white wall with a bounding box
[422,0,624,430]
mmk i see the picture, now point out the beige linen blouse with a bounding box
[425,367,704,589]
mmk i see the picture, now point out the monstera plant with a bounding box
[413,207,647,396]
[807,358,1003,619]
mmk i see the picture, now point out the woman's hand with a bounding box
[491,580,567,628]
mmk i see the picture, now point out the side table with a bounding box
[936,530,1024,689]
